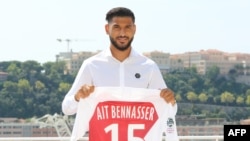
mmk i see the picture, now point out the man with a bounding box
[62,7,176,116]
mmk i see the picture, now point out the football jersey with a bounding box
[71,87,179,141]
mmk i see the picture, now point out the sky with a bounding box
[0,0,250,64]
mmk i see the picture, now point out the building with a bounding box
[55,49,250,84]
[143,51,171,74]
[0,123,57,137]
[240,119,250,125]
[56,51,100,74]
[175,49,250,75]
[0,117,56,137]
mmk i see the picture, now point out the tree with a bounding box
[220,91,235,105]
[205,65,220,82]
[246,89,250,96]
[2,81,18,92]
[6,62,22,81]
[20,61,43,83]
[17,79,32,94]
[198,93,208,103]
[187,91,198,102]
[34,80,46,92]
[246,95,250,105]
[236,96,244,105]
[175,93,182,102]
[58,82,71,93]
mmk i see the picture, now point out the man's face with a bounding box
[105,17,136,51]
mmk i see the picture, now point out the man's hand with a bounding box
[74,84,95,102]
[160,88,176,106]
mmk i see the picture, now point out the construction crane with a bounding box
[34,113,72,137]
[57,38,94,52]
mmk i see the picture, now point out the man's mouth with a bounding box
[117,37,128,42]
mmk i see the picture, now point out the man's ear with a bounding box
[105,24,109,35]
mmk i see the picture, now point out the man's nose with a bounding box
[119,29,126,36]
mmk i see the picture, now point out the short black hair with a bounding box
[105,7,135,23]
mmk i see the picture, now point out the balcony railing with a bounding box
[0,136,224,141]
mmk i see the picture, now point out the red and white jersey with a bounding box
[71,87,179,141]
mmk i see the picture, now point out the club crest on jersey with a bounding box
[167,118,174,127]
[166,117,175,133]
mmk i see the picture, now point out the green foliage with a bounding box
[0,60,72,118]
[220,91,235,104]
[198,93,208,103]
[246,95,250,105]
[236,96,244,105]
[186,91,198,102]
[165,66,250,121]
[0,61,250,122]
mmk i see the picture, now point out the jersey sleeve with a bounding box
[162,104,179,141]
[70,97,96,141]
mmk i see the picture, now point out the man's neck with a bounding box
[110,46,131,62]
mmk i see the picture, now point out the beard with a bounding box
[109,36,134,51]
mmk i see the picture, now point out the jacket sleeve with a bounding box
[61,61,93,115]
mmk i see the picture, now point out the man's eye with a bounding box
[113,26,120,30]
